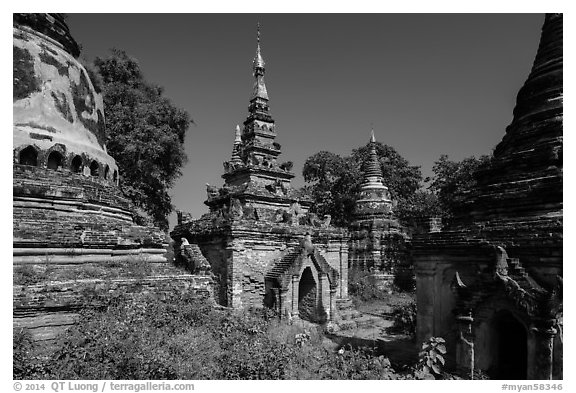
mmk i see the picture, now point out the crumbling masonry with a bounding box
[171,28,349,323]
[412,14,563,380]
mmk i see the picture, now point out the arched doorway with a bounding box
[89,161,100,177]
[298,267,318,322]
[47,151,63,170]
[71,155,83,173]
[19,146,38,166]
[492,310,528,379]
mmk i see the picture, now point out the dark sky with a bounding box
[66,14,544,229]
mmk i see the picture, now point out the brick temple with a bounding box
[171,27,349,322]
[412,14,563,380]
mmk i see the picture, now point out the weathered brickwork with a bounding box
[412,14,563,380]
[172,218,348,314]
[171,31,349,321]
[13,14,211,344]
[14,273,213,342]
[348,133,408,288]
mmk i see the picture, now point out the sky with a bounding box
[65,13,545,229]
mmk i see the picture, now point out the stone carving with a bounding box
[229,198,244,219]
[457,323,475,379]
[301,232,315,256]
[176,210,194,225]
[287,202,304,226]
[301,212,331,227]
[265,179,287,195]
[242,203,259,220]
[179,237,194,267]
[500,276,537,316]
[249,153,262,166]
[279,161,293,171]
[179,238,212,275]
[493,245,509,276]
[206,183,219,198]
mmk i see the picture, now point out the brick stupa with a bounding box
[412,14,562,380]
[348,131,406,288]
[13,14,211,342]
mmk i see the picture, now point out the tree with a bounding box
[302,151,360,227]
[93,49,191,230]
[428,154,492,219]
[302,142,430,227]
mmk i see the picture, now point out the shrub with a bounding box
[348,269,389,302]
[15,293,406,380]
[388,301,417,336]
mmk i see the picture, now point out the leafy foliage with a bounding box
[388,301,417,337]
[416,336,447,379]
[302,143,438,227]
[93,49,191,230]
[428,154,491,220]
[302,151,360,227]
[14,293,412,380]
[348,269,390,302]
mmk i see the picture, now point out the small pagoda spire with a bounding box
[251,22,269,100]
[230,125,243,164]
[363,130,384,180]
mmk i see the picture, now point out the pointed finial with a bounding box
[235,125,242,143]
[253,22,265,70]
[370,128,376,143]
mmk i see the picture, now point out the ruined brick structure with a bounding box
[412,14,562,380]
[348,131,407,288]
[171,27,349,322]
[13,14,211,342]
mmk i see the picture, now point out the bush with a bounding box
[15,293,410,380]
[348,270,389,302]
[388,301,417,336]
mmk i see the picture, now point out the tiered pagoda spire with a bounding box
[353,131,392,220]
[361,130,385,183]
[348,130,402,277]
[251,23,268,101]
[220,24,294,184]
[211,23,309,217]
[230,125,242,164]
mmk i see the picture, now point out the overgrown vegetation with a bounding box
[14,293,414,380]
[388,301,417,337]
[348,269,391,302]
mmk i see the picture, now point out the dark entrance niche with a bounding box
[19,146,38,166]
[113,170,118,183]
[298,267,318,322]
[71,155,82,173]
[492,310,528,379]
[89,161,99,177]
[47,151,63,170]
[104,165,110,180]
